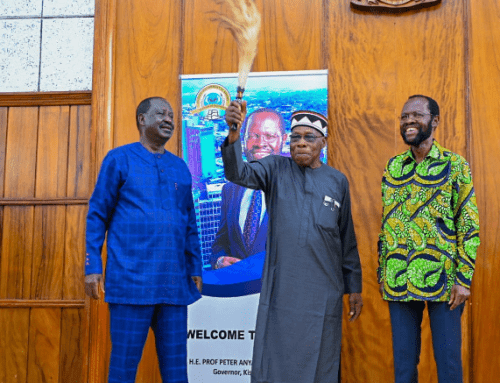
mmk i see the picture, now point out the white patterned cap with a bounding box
[290,110,328,136]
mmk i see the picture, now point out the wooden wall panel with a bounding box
[469,1,500,382]
[64,205,87,300]
[182,0,239,75]
[27,308,62,383]
[0,107,6,198]
[89,5,116,381]
[329,4,399,382]
[87,301,111,383]
[394,3,467,157]
[35,106,70,198]
[0,207,2,270]
[254,0,324,71]
[183,0,324,76]
[67,105,92,198]
[4,107,38,198]
[60,308,89,383]
[0,207,34,299]
[31,206,66,300]
[0,309,30,383]
[113,0,182,153]
[329,2,468,382]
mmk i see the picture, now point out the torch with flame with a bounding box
[211,0,262,130]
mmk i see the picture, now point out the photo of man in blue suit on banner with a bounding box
[210,108,286,270]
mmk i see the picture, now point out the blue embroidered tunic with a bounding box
[85,142,202,305]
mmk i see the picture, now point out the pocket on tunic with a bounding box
[316,199,340,233]
[175,179,191,210]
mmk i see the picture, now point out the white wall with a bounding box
[0,0,94,92]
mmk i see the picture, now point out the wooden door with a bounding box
[0,93,92,383]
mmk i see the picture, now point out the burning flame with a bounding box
[211,0,262,89]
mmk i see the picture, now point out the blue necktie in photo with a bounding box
[243,190,262,254]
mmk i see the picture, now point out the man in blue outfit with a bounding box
[85,97,202,383]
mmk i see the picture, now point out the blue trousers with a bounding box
[388,301,464,383]
[108,303,188,383]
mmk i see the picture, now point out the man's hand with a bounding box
[84,274,104,300]
[192,276,203,293]
[348,293,363,322]
[216,256,242,269]
[448,284,470,310]
[225,100,247,144]
[379,282,384,297]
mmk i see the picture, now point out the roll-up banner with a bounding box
[182,70,328,382]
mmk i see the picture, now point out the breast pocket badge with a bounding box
[323,195,340,211]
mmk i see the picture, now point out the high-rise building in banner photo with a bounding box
[183,116,226,268]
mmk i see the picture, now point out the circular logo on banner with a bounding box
[190,84,231,120]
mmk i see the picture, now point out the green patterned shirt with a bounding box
[378,141,480,302]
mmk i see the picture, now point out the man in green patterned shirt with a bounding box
[378,95,480,383]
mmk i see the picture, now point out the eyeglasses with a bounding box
[246,133,281,142]
[399,112,432,121]
[289,134,322,143]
